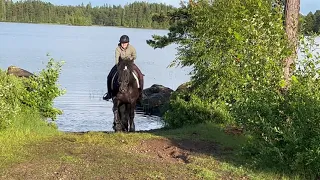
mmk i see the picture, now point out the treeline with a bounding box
[0,0,175,28]
[301,11,320,35]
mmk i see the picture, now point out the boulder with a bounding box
[137,84,174,116]
[175,82,192,93]
[6,66,35,92]
[7,66,34,78]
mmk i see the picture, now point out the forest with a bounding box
[0,0,175,28]
[0,0,320,34]
[302,10,320,35]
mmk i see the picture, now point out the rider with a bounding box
[103,35,144,101]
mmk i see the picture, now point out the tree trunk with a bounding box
[283,0,300,89]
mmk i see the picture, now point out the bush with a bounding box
[234,78,320,178]
[23,57,66,120]
[163,92,234,128]
[150,0,320,177]
[0,57,65,131]
[0,70,26,129]
[233,36,320,178]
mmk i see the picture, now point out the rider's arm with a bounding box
[115,47,120,64]
[130,45,137,61]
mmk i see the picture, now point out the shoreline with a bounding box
[0,21,169,31]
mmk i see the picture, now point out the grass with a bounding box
[0,112,299,179]
[0,107,61,168]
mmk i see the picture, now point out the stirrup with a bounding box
[103,92,112,101]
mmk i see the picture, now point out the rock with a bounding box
[175,82,192,93]
[137,84,174,116]
[7,66,34,78]
[137,83,192,117]
[174,82,192,102]
[6,66,35,92]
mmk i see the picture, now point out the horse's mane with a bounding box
[117,58,137,87]
[118,58,134,72]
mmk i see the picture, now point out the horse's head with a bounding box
[117,58,135,93]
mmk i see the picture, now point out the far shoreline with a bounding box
[0,21,169,31]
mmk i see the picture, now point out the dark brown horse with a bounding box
[112,59,142,132]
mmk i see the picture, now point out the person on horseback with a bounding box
[103,35,144,101]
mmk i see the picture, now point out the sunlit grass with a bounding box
[0,112,300,179]
[0,107,61,168]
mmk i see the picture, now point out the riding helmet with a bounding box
[119,35,129,43]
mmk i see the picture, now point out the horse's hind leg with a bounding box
[112,99,122,132]
[129,103,136,132]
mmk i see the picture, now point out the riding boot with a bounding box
[103,77,112,100]
[103,65,117,100]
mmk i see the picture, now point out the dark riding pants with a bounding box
[107,65,118,96]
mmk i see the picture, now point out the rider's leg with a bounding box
[104,65,117,100]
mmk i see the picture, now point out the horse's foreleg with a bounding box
[129,103,136,132]
[121,104,129,132]
[112,99,122,132]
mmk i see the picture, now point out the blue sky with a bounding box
[17,0,320,15]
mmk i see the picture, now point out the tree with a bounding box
[0,0,5,21]
[283,0,300,89]
[303,12,315,34]
[314,10,320,33]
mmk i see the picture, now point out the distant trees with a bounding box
[0,0,174,28]
[301,10,320,35]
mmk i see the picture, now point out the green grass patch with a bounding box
[153,123,246,149]
[0,118,301,179]
[0,107,60,168]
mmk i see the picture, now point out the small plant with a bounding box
[23,57,66,120]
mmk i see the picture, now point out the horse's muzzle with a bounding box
[119,87,126,93]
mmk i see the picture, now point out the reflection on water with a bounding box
[53,90,165,132]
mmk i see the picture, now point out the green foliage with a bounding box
[301,10,320,35]
[0,0,174,29]
[302,12,315,35]
[0,56,65,131]
[156,0,291,126]
[23,57,66,120]
[0,70,26,129]
[148,0,320,177]
[147,5,194,49]
[163,93,234,128]
[235,35,320,178]
[314,10,320,33]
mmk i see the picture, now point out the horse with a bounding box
[111,58,142,132]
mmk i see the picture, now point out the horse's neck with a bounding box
[128,72,138,87]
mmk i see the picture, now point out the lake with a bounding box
[0,22,192,132]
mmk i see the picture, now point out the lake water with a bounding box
[0,22,192,132]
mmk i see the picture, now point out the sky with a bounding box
[14,0,320,15]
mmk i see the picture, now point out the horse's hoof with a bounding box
[115,126,123,132]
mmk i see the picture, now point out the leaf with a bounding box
[291,75,298,83]
[279,80,286,88]
[234,31,244,41]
